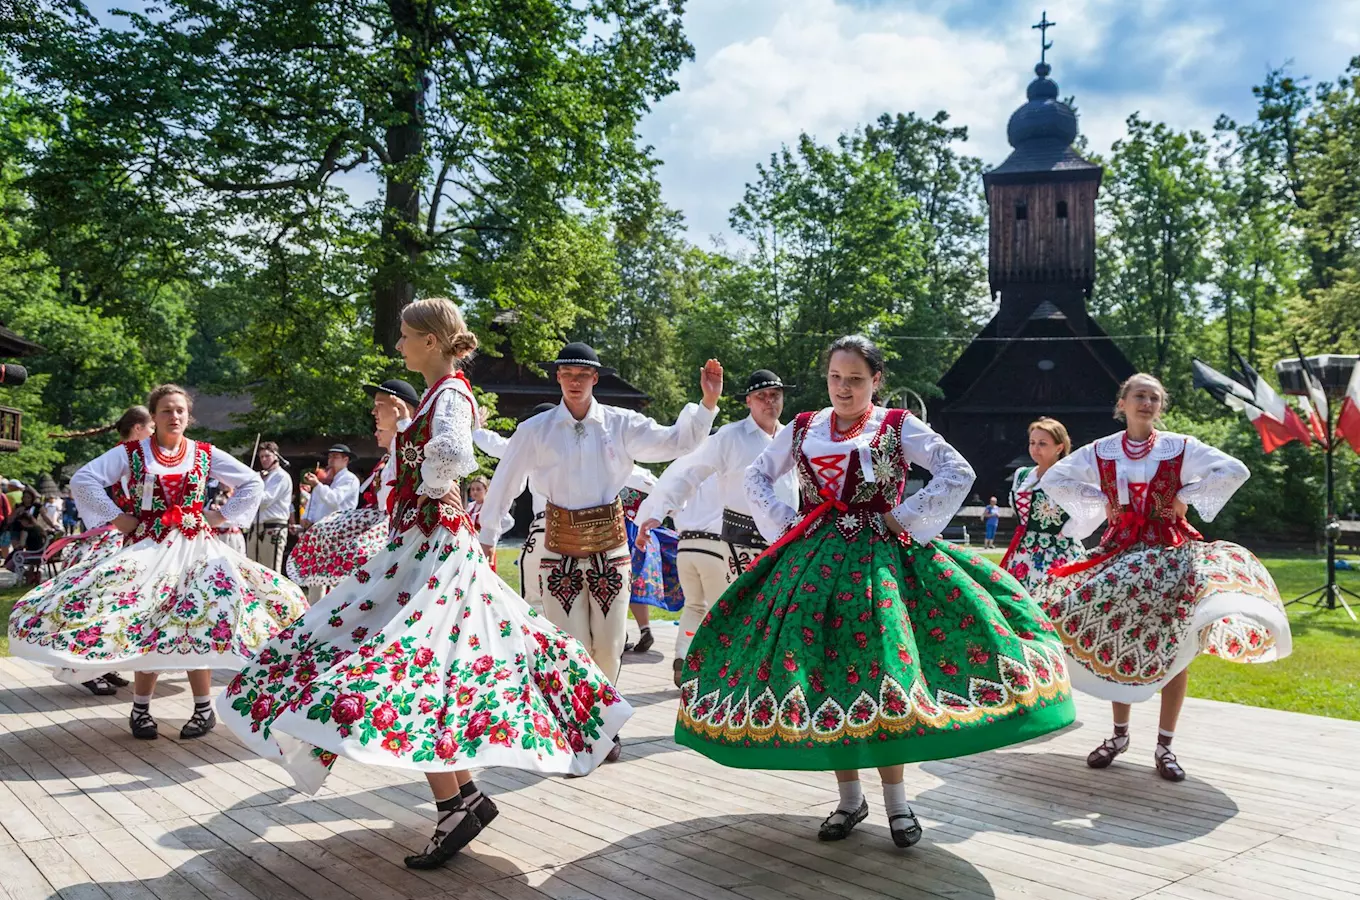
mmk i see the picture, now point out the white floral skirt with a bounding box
[286,509,388,590]
[218,523,633,793]
[8,532,309,672]
[1034,540,1290,703]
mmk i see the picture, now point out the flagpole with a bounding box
[1286,401,1359,620]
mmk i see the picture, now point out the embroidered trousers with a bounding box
[521,527,631,683]
[247,523,289,573]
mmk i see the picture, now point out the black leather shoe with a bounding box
[471,793,499,828]
[629,629,654,653]
[103,673,131,688]
[890,810,923,848]
[130,709,158,740]
[404,813,483,869]
[83,677,117,696]
[817,800,868,841]
[180,709,216,740]
[606,736,622,763]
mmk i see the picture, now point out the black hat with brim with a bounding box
[530,402,558,416]
[364,379,421,408]
[737,369,793,397]
[326,444,355,458]
[544,342,616,377]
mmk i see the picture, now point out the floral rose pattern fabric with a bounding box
[287,508,389,590]
[218,377,631,791]
[676,409,1076,771]
[9,446,307,671]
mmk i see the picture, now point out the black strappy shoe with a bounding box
[103,673,131,688]
[130,707,158,740]
[889,810,923,848]
[1155,747,1186,782]
[179,708,216,740]
[817,800,868,841]
[82,677,117,696]
[606,736,622,763]
[404,808,483,869]
[1087,735,1128,769]
[627,628,654,653]
[470,793,499,828]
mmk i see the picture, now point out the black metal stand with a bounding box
[1286,424,1360,620]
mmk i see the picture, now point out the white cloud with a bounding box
[641,0,1360,244]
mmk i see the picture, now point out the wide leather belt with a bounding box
[545,499,626,558]
[720,508,767,549]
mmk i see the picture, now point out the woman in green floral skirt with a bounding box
[676,336,1076,848]
[1001,417,1087,591]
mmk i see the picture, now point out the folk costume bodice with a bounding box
[389,373,479,537]
[1041,431,1249,575]
[745,406,974,546]
[70,438,263,543]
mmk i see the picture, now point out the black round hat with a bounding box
[544,342,616,377]
[364,379,421,408]
[738,369,793,397]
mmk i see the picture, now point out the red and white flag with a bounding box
[1295,342,1331,446]
[1235,353,1313,448]
[1193,358,1297,453]
[1336,360,1360,453]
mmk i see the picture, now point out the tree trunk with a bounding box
[373,0,429,354]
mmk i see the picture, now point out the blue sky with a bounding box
[83,1,1360,244]
[647,0,1360,242]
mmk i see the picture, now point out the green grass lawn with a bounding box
[4,552,1358,720]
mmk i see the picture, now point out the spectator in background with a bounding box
[61,488,79,535]
[982,495,1001,550]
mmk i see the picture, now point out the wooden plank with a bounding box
[0,841,57,900]
[19,838,113,900]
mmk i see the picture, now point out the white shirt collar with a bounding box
[554,397,605,427]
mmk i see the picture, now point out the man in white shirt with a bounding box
[474,402,658,594]
[301,444,360,527]
[636,369,797,686]
[247,441,293,572]
[480,343,722,739]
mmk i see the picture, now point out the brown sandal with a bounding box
[1155,747,1186,782]
[1086,736,1128,769]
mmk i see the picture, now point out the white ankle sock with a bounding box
[836,779,863,812]
[882,781,910,819]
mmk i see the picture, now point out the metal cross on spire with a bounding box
[1032,11,1056,65]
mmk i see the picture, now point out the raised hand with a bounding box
[699,359,724,410]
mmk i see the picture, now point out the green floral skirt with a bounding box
[675,520,1076,770]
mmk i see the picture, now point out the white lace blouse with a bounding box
[71,439,263,529]
[1040,431,1249,540]
[411,380,479,500]
[744,407,975,545]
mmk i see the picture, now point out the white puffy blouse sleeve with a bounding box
[70,444,132,528]
[887,415,975,544]
[744,423,799,542]
[419,387,478,500]
[1040,444,1106,539]
[209,446,265,528]
[1176,437,1249,522]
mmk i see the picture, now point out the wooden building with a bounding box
[932,60,1134,501]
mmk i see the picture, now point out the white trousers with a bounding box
[675,535,762,659]
[247,524,288,573]
[521,528,631,683]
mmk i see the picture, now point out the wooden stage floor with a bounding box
[1,623,1357,900]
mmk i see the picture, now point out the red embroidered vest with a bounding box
[790,408,910,541]
[126,440,211,543]
[389,376,474,537]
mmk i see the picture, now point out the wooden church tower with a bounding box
[933,23,1133,500]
